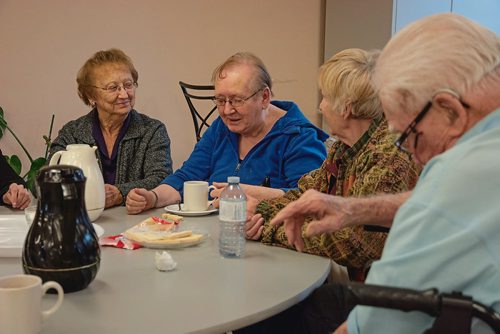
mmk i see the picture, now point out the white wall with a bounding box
[0,0,325,171]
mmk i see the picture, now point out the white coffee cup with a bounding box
[0,274,64,334]
[183,181,215,211]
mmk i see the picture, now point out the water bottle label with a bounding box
[219,201,246,221]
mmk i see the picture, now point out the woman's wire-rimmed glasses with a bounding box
[212,87,264,108]
[91,81,138,94]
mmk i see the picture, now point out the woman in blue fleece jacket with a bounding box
[126,52,327,214]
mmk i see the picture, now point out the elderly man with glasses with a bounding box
[269,13,500,334]
[126,52,328,214]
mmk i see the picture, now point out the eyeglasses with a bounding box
[395,98,470,153]
[91,81,138,94]
[394,101,433,153]
[212,88,263,108]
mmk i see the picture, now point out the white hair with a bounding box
[374,13,500,114]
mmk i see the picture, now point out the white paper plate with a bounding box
[164,203,218,217]
[0,215,104,258]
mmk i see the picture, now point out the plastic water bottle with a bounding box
[219,176,246,258]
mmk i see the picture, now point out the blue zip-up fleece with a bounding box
[162,101,328,197]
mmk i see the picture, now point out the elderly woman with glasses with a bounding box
[50,48,172,209]
[126,52,328,214]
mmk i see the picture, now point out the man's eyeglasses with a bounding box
[92,81,138,94]
[212,88,263,108]
[394,101,432,153]
[395,99,470,153]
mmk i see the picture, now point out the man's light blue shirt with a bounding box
[348,108,500,334]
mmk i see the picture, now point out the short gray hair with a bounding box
[211,52,273,96]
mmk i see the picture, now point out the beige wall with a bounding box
[322,0,392,130]
[0,0,325,171]
[325,0,392,59]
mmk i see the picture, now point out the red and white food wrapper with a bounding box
[99,234,142,250]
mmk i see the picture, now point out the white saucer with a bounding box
[164,204,218,217]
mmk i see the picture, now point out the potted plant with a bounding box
[0,106,55,193]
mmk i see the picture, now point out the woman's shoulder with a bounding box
[59,111,94,131]
[129,110,166,128]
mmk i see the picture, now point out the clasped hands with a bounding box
[2,183,31,209]
[105,184,123,209]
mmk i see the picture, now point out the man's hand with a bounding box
[210,182,285,208]
[270,190,352,251]
[210,182,227,208]
[126,188,155,214]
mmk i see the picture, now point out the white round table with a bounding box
[0,206,331,333]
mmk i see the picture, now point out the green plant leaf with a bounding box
[0,107,55,192]
[26,157,47,194]
[4,154,22,175]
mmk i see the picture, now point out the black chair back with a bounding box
[179,81,217,142]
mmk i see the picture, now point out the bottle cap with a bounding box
[227,176,240,183]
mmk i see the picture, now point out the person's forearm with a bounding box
[153,184,181,208]
[348,191,411,228]
[241,184,285,201]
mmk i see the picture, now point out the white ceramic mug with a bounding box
[0,274,64,334]
[183,181,215,211]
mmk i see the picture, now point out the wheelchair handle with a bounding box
[346,282,500,332]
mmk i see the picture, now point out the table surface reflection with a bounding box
[0,206,330,334]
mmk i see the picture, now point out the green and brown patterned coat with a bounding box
[257,117,420,273]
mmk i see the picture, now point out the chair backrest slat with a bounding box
[179,81,217,142]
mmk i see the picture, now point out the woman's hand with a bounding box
[126,188,155,214]
[246,213,264,240]
[2,183,31,209]
[104,184,123,208]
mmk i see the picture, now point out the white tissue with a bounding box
[155,251,177,271]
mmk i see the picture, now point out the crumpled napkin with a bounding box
[155,251,177,271]
[99,234,142,250]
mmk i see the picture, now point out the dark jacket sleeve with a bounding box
[0,150,26,205]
